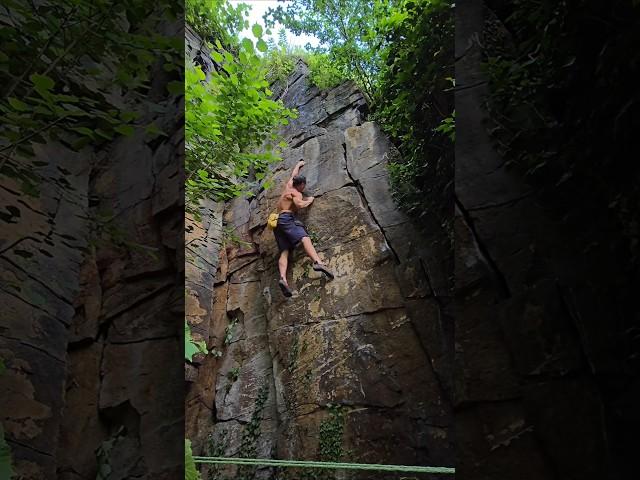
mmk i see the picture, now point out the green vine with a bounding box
[283,404,347,480]
[287,335,300,373]
[225,366,241,393]
[236,384,270,480]
[318,404,346,463]
[205,430,228,480]
[223,318,238,346]
[222,226,253,249]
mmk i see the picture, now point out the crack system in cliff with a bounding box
[342,141,401,265]
[455,194,511,298]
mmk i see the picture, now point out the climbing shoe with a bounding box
[278,278,293,297]
[313,262,334,280]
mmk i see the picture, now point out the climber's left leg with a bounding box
[301,237,334,280]
[278,249,289,283]
[278,250,293,297]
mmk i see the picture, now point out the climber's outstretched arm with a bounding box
[286,160,305,188]
[292,190,314,209]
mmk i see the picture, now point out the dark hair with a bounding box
[292,175,306,187]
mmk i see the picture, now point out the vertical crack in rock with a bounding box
[455,194,511,298]
[342,141,401,264]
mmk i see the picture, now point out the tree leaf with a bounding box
[252,23,263,38]
[185,322,199,362]
[185,439,201,480]
[29,73,55,91]
[7,98,28,111]
[241,38,254,53]
[257,39,268,53]
[71,127,95,137]
[114,125,135,137]
[212,50,224,63]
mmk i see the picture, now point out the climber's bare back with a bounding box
[276,187,302,213]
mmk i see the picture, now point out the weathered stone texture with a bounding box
[1,21,183,480]
[186,60,454,478]
[454,2,625,479]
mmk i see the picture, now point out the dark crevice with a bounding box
[272,305,407,332]
[0,235,42,256]
[0,333,66,363]
[315,101,361,129]
[6,438,54,458]
[466,190,536,212]
[455,194,512,298]
[0,285,69,325]
[0,255,75,308]
[289,130,326,150]
[67,337,96,352]
[109,334,178,345]
[556,283,597,375]
[454,80,489,92]
[100,282,175,323]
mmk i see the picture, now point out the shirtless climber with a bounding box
[274,160,334,297]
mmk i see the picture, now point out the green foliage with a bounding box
[236,384,270,480]
[435,110,455,142]
[287,404,346,480]
[264,0,378,101]
[0,0,181,194]
[263,45,298,84]
[318,404,346,462]
[223,318,238,345]
[287,335,300,373]
[306,54,345,90]
[185,321,208,362]
[187,0,249,45]
[265,0,454,228]
[185,1,297,211]
[262,40,345,91]
[205,430,228,480]
[226,366,240,383]
[0,0,182,267]
[482,0,640,265]
[222,226,253,248]
[374,0,454,224]
[186,439,202,480]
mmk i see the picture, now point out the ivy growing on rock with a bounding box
[235,384,270,480]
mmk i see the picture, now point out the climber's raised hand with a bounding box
[296,160,305,169]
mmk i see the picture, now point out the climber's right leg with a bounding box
[278,250,293,297]
[301,237,334,280]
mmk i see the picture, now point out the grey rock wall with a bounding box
[185,60,454,479]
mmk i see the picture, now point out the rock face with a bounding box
[185,61,454,478]
[0,21,183,480]
[454,2,635,479]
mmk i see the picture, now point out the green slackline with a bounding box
[192,456,455,474]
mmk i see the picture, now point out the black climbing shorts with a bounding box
[274,212,308,252]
